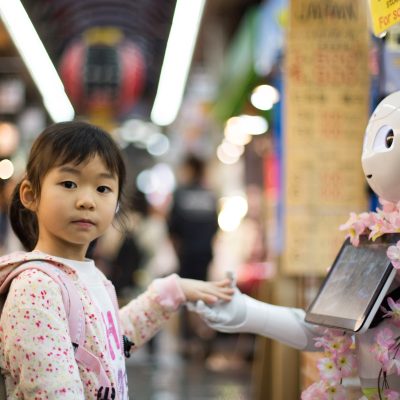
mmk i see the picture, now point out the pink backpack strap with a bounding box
[2,262,113,394]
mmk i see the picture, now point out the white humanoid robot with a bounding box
[190,91,400,396]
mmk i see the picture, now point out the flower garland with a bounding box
[302,199,400,400]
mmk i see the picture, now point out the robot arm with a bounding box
[188,289,322,351]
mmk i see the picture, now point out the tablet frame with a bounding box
[305,233,400,333]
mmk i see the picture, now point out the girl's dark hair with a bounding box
[9,121,126,250]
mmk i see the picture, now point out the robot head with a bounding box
[362,91,400,203]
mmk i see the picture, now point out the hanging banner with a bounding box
[283,0,370,275]
[369,0,400,37]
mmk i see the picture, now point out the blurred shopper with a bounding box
[167,154,219,358]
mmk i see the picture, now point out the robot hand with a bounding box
[187,288,248,333]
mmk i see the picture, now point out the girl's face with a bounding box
[27,155,119,260]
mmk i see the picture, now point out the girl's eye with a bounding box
[61,181,77,189]
[97,186,111,193]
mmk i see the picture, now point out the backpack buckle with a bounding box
[97,386,116,400]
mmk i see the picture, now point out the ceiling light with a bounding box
[220,139,244,158]
[225,115,268,141]
[217,144,240,165]
[250,85,280,111]
[146,133,170,156]
[150,0,206,126]
[0,159,14,179]
[0,0,74,122]
[241,115,269,135]
[224,117,252,145]
[217,196,248,232]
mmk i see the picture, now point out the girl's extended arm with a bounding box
[119,274,233,350]
[1,270,84,399]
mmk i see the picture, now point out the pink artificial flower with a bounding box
[314,332,334,352]
[387,212,400,231]
[382,297,400,326]
[337,352,356,377]
[387,243,400,270]
[339,212,368,246]
[317,357,341,383]
[376,328,395,348]
[359,211,378,227]
[383,389,400,400]
[380,198,399,213]
[329,335,353,356]
[314,330,352,356]
[326,384,346,400]
[369,215,395,241]
[301,381,327,400]
[372,328,395,366]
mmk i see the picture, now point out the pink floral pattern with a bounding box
[0,253,184,399]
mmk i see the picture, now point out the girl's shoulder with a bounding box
[9,267,63,293]
[0,251,81,304]
[0,250,78,277]
[2,268,66,321]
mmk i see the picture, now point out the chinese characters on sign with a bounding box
[283,0,369,275]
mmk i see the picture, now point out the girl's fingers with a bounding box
[212,285,235,295]
[205,287,234,301]
[214,278,232,287]
[204,294,218,304]
[180,277,235,303]
[214,290,234,300]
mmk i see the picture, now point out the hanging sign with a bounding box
[283,0,369,275]
[369,0,400,37]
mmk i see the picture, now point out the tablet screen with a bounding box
[305,233,400,332]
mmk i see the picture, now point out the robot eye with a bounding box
[386,130,394,148]
[372,125,395,151]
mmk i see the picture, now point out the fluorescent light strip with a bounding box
[0,0,74,122]
[151,0,206,126]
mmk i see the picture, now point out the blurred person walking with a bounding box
[167,154,219,358]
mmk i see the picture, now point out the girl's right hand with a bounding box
[178,277,234,305]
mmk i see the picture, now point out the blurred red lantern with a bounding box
[59,29,145,117]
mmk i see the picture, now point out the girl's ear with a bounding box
[19,179,37,211]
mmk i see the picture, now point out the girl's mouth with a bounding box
[73,219,95,228]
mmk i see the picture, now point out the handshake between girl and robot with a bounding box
[189,91,400,399]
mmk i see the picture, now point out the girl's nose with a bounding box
[76,195,96,210]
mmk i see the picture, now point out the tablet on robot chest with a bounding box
[305,233,400,333]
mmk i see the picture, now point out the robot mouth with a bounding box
[366,174,373,179]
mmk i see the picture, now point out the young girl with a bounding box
[0,121,233,400]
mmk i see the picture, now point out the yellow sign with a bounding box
[369,0,400,36]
